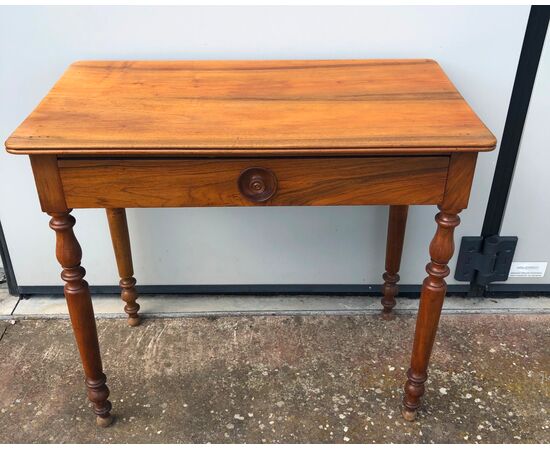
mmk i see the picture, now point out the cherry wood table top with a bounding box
[6,59,495,156]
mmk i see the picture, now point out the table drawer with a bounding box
[58,156,449,208]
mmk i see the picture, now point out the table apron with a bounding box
[56,156,450,208]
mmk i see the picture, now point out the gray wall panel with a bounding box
[0,6,529,287]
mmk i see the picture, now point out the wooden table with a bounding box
[6,60,496,427]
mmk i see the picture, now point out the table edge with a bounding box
[5,145,496,157]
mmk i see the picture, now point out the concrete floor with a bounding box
[0,309,548,443]
[4,291,550,319]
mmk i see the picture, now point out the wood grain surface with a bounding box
[6,60,496,155]
[58,156,449,208]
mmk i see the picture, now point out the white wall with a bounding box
[0,6,531,287]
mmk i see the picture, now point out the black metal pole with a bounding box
[470,6,550,296]
[0,221,19,296]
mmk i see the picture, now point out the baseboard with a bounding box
[16,283,550,298]
[19,283,468,297]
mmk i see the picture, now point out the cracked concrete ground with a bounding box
[0,313,548,443]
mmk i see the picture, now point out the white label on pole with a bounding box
[509,262,548,278]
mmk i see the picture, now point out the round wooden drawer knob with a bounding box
[238,167,278,203]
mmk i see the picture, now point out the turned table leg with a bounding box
[402,208,461,421]
[381,205,408,319]
[106,208,140,326]
[49,211,113,427]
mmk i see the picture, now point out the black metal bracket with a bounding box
[455,236,517,285]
